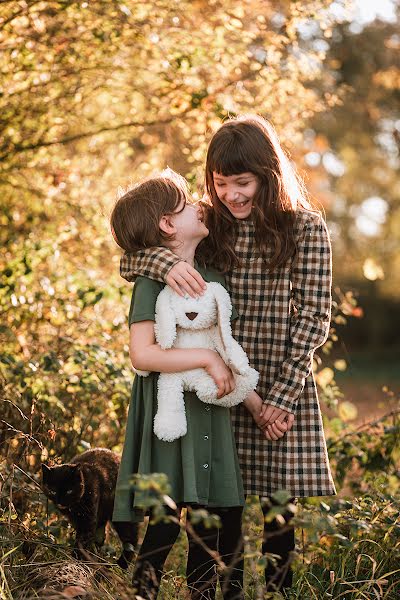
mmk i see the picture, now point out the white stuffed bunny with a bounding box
[136,282,259,442]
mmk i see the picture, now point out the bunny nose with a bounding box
[185,312,198,321]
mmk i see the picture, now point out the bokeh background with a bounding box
[2,0,398,428]
[1,1,399,598]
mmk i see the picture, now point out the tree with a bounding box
[2,0,345,468]
[304,11,400,301]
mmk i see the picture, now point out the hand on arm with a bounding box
[129,321,234,398]
[166,262,207,298]
[120,246,207,297]
[120,247,182,283]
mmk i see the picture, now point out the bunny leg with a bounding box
[215,368,260,408]
[187,369,219,404]
[154,373,187,442]
[188,368,249,408]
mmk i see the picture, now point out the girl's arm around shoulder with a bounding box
[120,247,181,284]
[120,247,206,297]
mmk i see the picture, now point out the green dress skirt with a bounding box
[112,268,245,524]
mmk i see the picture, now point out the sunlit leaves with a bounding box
[363,257,385,281]
[337,400,358,422]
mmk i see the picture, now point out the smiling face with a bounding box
[169,198,209,244]
[212,172,259,219]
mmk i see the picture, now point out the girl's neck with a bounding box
[168,240,198,267]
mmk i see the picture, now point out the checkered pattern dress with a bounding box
[120,210,336,497]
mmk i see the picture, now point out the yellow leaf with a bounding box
[338,401,358,422]
[316,367,334,388]
[63,362,80,375]
[334,359,347,371]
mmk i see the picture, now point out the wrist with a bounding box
[244,394,260,418]
[202,349,217,369]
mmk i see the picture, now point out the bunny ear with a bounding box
[211,282,250,375]
[208,282,233,355]
[154,286,177,349]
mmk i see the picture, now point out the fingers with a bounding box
[264,422,285,441]
[270,419,288,433]
[166,263,206,298]
[258,405,281,428]
[178,270,206,298]
[286,413,295,432]
[186,265,207,295]
[257,404,295,441]
[216,370,235,398]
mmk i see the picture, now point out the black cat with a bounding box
[41,448,137,569]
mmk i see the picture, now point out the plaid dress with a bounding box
[120,210,336,497]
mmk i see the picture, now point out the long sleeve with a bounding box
[265,213,332,413]
[120,247,182,283]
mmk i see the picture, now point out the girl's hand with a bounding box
[259,403,295,441]
[259,403,292,426]
[264,418,291,441]
[245,392,294,440]
[166,262,207,298]
[204,352,235,399]
[243,390,264,424]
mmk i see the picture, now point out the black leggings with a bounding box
[133,505,244,600]
[261,497,296,591]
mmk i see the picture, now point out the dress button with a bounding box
[204,435,209,440]
[203,463,209,469]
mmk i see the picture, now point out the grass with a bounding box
[2,492,399,600]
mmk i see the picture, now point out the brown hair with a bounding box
[201,114,312,272]
[110,170,191,253]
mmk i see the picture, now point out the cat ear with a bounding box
[69,464,83,480]
[41,464,51,472]
[66,463,81,476]
[41,464,51,479]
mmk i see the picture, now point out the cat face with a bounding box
[41,463,84,509]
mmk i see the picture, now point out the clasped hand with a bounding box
[245,391,294,441]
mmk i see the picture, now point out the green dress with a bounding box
[112,267,245,524]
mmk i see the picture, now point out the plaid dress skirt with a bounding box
[120,210,336,497]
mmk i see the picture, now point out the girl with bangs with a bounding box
[120,115,336,593]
